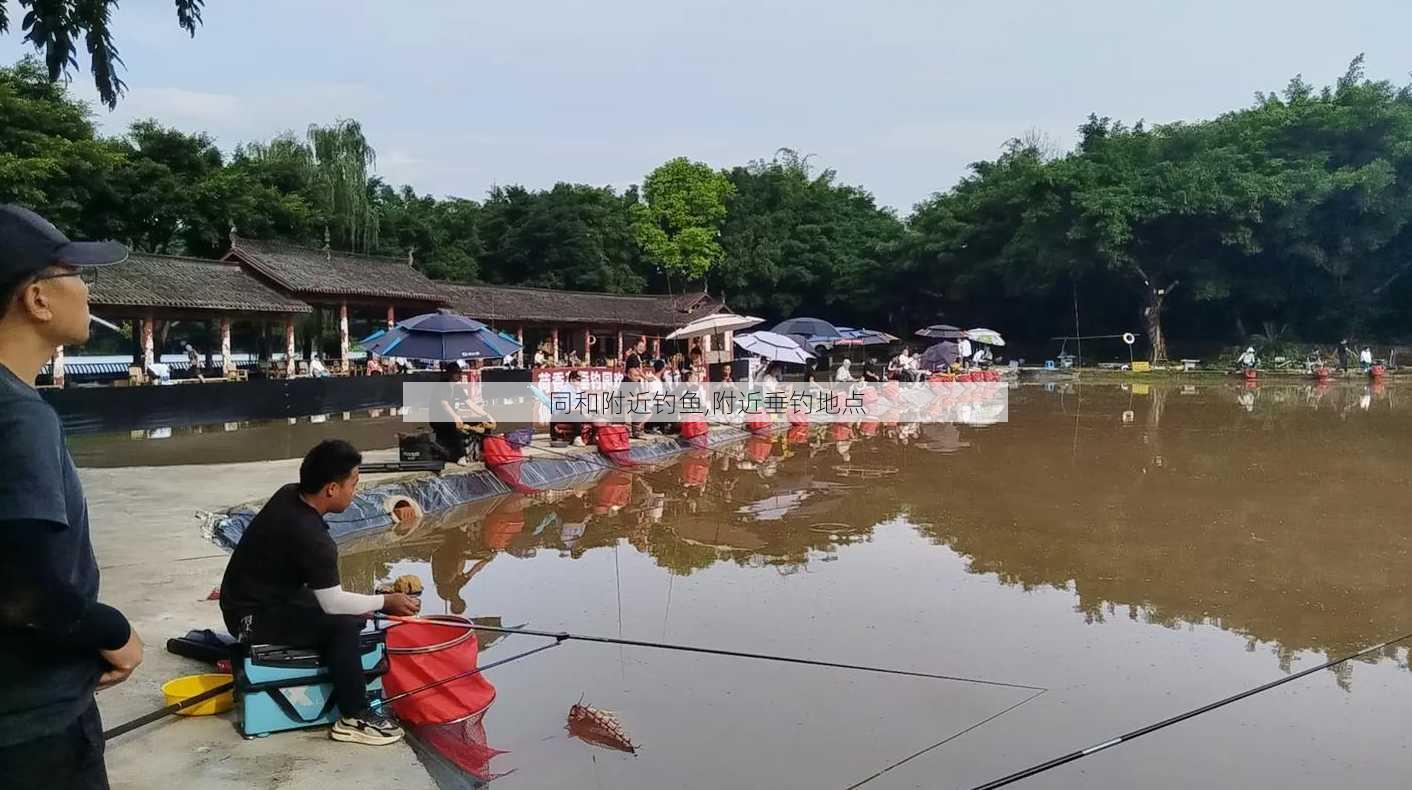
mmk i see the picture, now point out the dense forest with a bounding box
[4,55,1412,360]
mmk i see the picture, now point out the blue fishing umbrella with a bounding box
[363,311,522,362]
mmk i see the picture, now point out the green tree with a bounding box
[480,183,646,292]
[717,149,903,325]
[0,57,122,237]
[632,157,734,284]
[0,0,204,108]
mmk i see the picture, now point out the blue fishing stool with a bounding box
[233,629,389,738]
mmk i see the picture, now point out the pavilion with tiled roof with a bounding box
[443,282,723,362]
[62,253,314,384]
[222,235,446,369]
[61,234,731,386]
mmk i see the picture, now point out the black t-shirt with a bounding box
[220,484,341,628]
[0,364,101,745]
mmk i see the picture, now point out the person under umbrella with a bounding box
[433,363,496,463]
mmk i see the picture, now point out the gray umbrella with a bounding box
[773,317,843,340]
[916,324,965,339]
[920,341,959,370]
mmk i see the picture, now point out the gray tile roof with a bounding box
[89,253,313,313]
[226,236,444,303]
[442,283,722,329]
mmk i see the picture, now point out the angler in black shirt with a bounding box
[220,440,421,746]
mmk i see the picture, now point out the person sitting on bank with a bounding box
[1360,346,1374,371]
[219,440,421,746]
[1237,346,1257,370]
[433,363,495,463]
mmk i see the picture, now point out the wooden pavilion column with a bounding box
[284,318,296,376]
[516,326,525,366]
[580,329,591,361]
[338,302,350,365]
[722,330,734,359]
[651,337,661,359]
[52,346,64,387]
[700,333,712,355]
[141,311,155,372]
[550,328,559,364]
[219,319,233,376]
[386,305,396,329]
[616,330,624,364]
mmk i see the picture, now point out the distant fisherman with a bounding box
[0,205,139,789]
[1237,346,1257,370]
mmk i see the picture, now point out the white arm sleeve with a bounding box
[312,586,386,616]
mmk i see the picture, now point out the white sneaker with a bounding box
[572,436,586,447]
[330,709,404,746]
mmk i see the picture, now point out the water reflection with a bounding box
[334,382,1412,788]
[344,382,1412,667]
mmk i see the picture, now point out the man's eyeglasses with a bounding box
[33,268,98,285]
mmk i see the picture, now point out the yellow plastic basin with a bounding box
[161,673,234,716]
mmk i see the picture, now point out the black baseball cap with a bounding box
[0,205,128,280]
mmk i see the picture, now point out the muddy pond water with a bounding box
[95,381,1412,789]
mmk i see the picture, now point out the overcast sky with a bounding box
[3,0,1409,213]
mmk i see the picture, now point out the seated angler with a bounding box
[219,439,421,745]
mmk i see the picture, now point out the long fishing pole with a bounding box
[103,640,560,742]
[967,630,1412,790]
[378,615,1044,692]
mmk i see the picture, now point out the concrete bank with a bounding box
[82,449,436,790]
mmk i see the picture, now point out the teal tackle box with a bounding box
[233,629,389,737]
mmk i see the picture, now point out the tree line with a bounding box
[4,55,1411,359]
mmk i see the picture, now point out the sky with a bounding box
[3,0,1410,214]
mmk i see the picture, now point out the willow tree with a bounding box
[307,120,379,253]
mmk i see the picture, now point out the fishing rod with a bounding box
[103,640,560,742]
[377,615,1045,692]
[372,639,563,711]
[966,630,1412,790]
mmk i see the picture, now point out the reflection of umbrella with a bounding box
[836,327,899,346]
[966,327,1005,346]
[364,311,523,361]
[666,312,765,339]
[920,342,958,369]
[773,317,843,340]
[735,331,815,364]
[916,324,964,339]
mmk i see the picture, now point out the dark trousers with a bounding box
[230,605,370,718]
[0,701,108,789]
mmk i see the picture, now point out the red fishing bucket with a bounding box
[384,617,496,727]
[680,417,709,440]
[480,435,523,466]
[745,414,772,434]
[595,424,630,453]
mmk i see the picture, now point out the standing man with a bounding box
[220,440,421,745]
[1336,339,1351,373]
[624,336,647,370]
[0,205,139,789]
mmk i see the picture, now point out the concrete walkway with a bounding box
[83,450,435,790]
